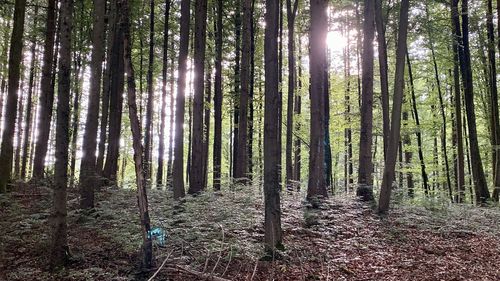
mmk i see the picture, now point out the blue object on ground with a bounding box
[147,227,166,246]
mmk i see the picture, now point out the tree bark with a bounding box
[79,0,106,208]
[454,0,490,203]
[378,0,409,213]
[264,0,283,250]
[50,0,73,267]
[232,1,241,179]
[188,0,208,194]
[0,0,27,192]
[32,0,56,180]
[213,0,223,191]
[285,0,299,190]
[307,0,328,200]
[157,0,172,187]
[375,0,390,159]
[357,0,375,201]
[172,0,190,199]
[144,0,155,183]
[122,0,153,268]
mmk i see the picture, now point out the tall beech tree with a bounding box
[172,0,190,199]
[453,0,490,203]
[375,0,389,158]
[357,0,375,201]
[122,0,153,267]
[189,0,208,194]
[264,0,282,251]
[213,0,223,191]
[32,0,56,180]
[0,0,26,193]
[144,0,155,182]
[307,0,328,200]
[379,0,410,214]
[80,0,106,209]
[50,0,73,267]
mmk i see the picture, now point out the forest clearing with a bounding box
[1,184,499,280]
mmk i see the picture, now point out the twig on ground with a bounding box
[147,249,174,281]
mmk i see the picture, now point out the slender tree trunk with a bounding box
[403,99,414,197]
[213,0,223,191]
[189,0,208,194]
[486,0,500,201]
[103,5,125,183]
[234,0,252,182]
[166,31,175,184]
[157,0,172,187]
[357,0,375,201]
[122,0,153,268]
[0,0,27,192]
[285,0,299,190]
[202,69,211,189]
[50,0,73,267]
[79,0,106,209]
[378,0,410,213]
[248,0,256,180]
[69,51,82,188]
[14,77,25,179]
[293,40,302,188]
[144,0,155,183]
[455,0,490,203]
[407,52,430,195]
[172,0,191,199]
[307,0,328,200]
[232,2,241,179]
[21,8,38,179]
[375,0,390,158]
[32,0,56,180]
[264,0,282,251]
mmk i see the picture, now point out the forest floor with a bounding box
[1,183,500,281]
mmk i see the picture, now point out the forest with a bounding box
[0,0,500,280]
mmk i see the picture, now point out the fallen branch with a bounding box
[167,265,232,281]
[147,250,174,281]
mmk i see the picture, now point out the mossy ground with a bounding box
[1,183,499,280]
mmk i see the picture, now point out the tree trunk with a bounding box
[232,1,241,179]
[79,0,106,209]
[122,0,153,268]
[264,0,282,251]
[375,0,390,159]
[102,4,125,183]
[234,0,252,182]
[157,0,172,187]
[407,52,430,195]
[166,30,175,185]
[213,0,223,191]
[486,0,500,201]
[188,0,208,194]
[378,0,409,213]
[0,0,27,192]
[69,50,82,188]
[21,8,38,180]
[307,0,328,200]
[285,0,298,190]
[144,0,155,183]
[357,0,375,201]
[172,0,190,199]
[294,41,302,188]
[455,0,490,203]
[202,68,211,189]
[32,0,56,180]
[50,0,73,267]
[14,77,25,179]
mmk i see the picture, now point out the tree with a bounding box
[378,0,410,214]
[264,0,282,251]
[213,0,223,191]
[375,0,389,159]
[172,0,190,199]
[453,0,490,203]
[122,0,153,268]
[307,0,328,200]
[144,0,155,183]
[0,0,26,193]
[285,0,299,190]
[32,0,56,180]
[234,0,253,182]
[188,0,208,194]
[80,0,106,209]
[357,0,375,201]
[50,0,73,267]
[157,0,172,187]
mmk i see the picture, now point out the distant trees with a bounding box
[0,0,26,193]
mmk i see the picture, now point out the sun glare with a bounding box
[326,30,347,54]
